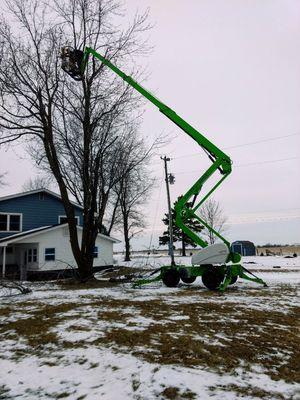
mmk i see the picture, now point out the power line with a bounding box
[143,211,300,232]
[235,156,300,167]
[226,214,300,224]
[146,207,300,230]
[232,206,300,214]
[172,156,300,175]
[172,132,300,160]
[225,132,300,150]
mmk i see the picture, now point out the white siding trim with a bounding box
[0,224,120,246]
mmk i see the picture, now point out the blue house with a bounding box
[0,189,119,280]
[0,189,84,239]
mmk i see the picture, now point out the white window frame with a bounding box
[0,213,23,232]
[93,246,99,258]
[32,248,37,263]
[28,248,32,263]
[27,248,38,264]
[44,248,56,262]
[58,215,80,225]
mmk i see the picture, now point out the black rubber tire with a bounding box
[229,275,238,285]
[181,276,197,284]
[202,268,224,290]
[162,269,180,287]
[179,268,196,284]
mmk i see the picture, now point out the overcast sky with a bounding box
[0,0,299,250]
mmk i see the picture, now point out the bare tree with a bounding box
[105,130,159,237]
[114,165,155,261]
[198,198,228,245]
[22,175,52,191]
[106,191,123,236]
[0,0,152,281]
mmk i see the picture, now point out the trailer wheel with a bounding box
[202,268,224,290]
[181,276,196,284]
[179,268,196,284]
[229,275,238,285]
[162,269,180,287]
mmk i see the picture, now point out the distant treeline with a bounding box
[257,244,291,248]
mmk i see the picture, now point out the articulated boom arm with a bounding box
[67,47,235,259]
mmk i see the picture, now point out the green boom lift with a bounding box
[61,46,267,291]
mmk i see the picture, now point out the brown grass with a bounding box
[0,284,299,387]
[0,385,11,399]
[213,383,287,399]
[161,387,197,399]
[58,279,118,289]
[56,266,145,288]
[100,266,145,279]
[0,302,79,348]
[89,297,300,383]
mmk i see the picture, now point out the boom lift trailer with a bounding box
[61,46,267,291]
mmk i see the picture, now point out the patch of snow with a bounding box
[1,347,298,400]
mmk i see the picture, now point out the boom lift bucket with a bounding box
[61,47,84,81]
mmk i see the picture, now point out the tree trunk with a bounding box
[77,254,94,281]
[124,237,131,261]
[123,218,131,261]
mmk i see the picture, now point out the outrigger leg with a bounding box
[218,265,268,292]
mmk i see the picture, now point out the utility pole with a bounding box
[161,156,175,266]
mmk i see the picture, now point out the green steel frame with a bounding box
[61,46,267,291]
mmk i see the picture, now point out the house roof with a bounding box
[0,189,83,210]
[0,224,120,246]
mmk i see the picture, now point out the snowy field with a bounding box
[0,256,299,400]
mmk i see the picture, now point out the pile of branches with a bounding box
[0,279,32,296]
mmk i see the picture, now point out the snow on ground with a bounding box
[0,255,299,400]
[115,254,300,271]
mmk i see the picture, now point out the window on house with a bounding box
[93,246,98,258]
[0,214,21,232]
[33,248,37,262]
[28,249,32,263]
[58,216,79,225]
[9,215,21,231]
[45,248,55,261]
[0,214,7,231]
[27,248,37,263]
